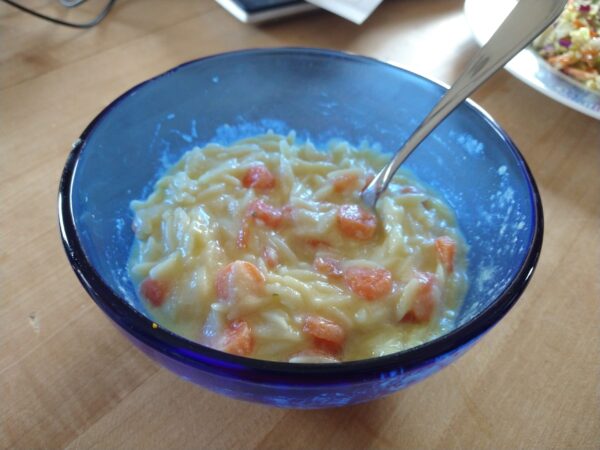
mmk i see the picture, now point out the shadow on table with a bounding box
[253,394,407,449]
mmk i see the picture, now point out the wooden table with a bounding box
[2,0,598,448]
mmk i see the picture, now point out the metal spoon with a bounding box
[361,0,567,210]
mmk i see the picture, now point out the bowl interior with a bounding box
[68,48,536,338]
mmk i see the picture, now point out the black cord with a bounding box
[1,0,116,28]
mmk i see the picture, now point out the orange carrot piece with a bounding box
[220,320,254,356]
[344,266,392,301]
[237,200,283,249]
[247,199,283,228]
[303,315,345,354]
[401,272,440,323]
[435,236,456,273]
[336,204,377,240]
[242,164,275,189]
[332,173,359,193]
[215,260,265,301]
[140,278,169,307]
[563,67,596,81]
[547,53,577,68]
[313,255,343,278]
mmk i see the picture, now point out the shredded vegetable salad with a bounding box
[533,0,600,91]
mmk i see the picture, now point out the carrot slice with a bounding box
[237,200,283,249]
[401,272,440,323]
[344,266,392,300]
[313,255,343,278]
[220,320,254,356]
[332,173,359,193]
[215,260,265,301]
[303,315,345,354]
[336,204,377,240]
[242,164,275,189]
[247,199,283,228]
[547,53,577,68]
[563,67,596,81]
[435,236,456,273]
[140,278,169,307]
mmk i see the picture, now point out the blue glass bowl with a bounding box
[58,48,543,408]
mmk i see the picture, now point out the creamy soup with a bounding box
[128,132,468,362]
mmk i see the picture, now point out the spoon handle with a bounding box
[361,0,567,209]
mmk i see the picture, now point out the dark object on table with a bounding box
[214,0,317,23]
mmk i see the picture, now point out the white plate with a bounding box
[464,0,600,120]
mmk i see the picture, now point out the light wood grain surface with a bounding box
[1,0,599,448]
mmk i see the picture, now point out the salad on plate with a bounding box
[534,0,600,91]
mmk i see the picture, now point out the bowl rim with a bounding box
[58,47,544,384]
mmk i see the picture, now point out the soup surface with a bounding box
[128,133,468,362]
